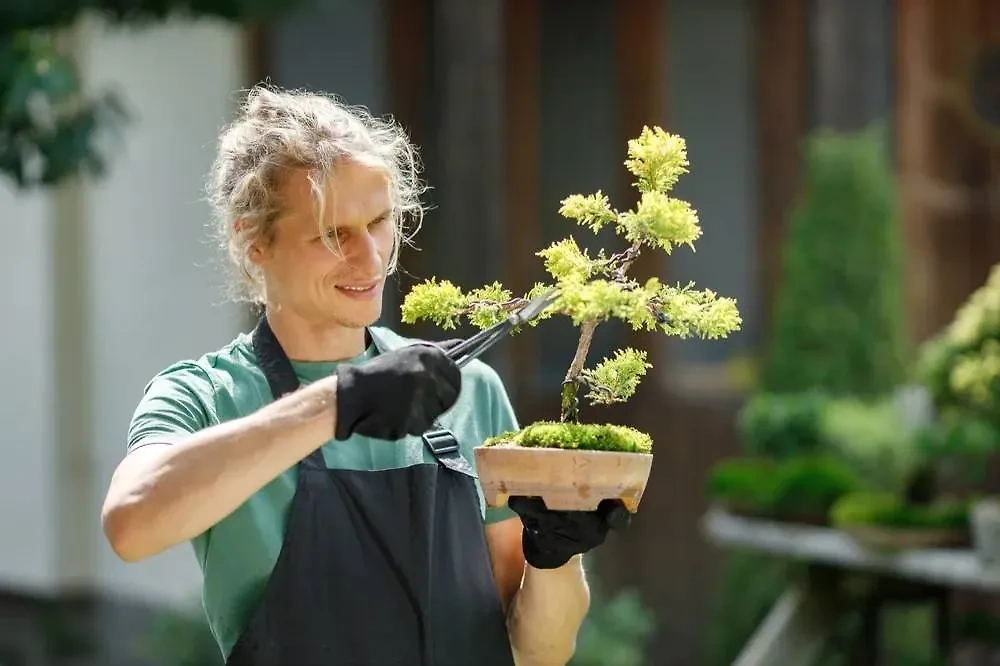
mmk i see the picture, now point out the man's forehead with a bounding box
[283,165,391,224]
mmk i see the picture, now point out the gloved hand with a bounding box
[508,497,632,570]
[335,343,461,441]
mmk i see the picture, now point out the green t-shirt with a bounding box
[126,326,519,659]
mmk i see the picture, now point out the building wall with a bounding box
[0,16,247,616]
[664,0,757,374]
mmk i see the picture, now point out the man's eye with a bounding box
[370,215,389,228]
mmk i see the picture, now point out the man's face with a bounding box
[252,161,395,329]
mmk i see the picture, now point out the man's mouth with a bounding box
[335,281,381,297]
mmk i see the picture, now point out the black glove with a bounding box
[508,497,632,570]
[432,338,463,350]
[335,343,461,441]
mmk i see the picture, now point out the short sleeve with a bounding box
[481,366,521,525]
[127,362,217,454]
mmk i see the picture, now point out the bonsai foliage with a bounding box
[402,126,741,440]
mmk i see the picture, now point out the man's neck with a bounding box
[264,308,368,362]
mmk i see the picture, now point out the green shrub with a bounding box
[830,492,970,530]
[705,458,777,515]
[738,391,830,459]
[820,396,922,493]
[570,584,656,666]
[918,263,1000,424]
[768,456,863,523]
[914,413,1000,486]
[758,125,908,398]
[708,455,861,523]
[714,125,908,666]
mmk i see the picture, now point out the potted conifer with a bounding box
[401,126,742,514]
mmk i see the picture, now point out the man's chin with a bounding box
[330,302,383,329]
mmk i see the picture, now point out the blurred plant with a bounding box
[705,457,777,517]
[767,456,863,524]
[830,492,971,531]
[738,391,830,459]
[704,552,791,666]
[0,0,302,190]
[913,413,1000,487]
[570,580,656,666]
[713,124,908,665]
[820,396,923,494]
[707,455,861,524]
[918,263,1000,424]
[142,605,221,666]
[758,124,908,398]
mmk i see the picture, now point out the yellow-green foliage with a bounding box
[483,421,652,454]
[831,492,970,530]
[581,348,651,405]
[919,263,1000,421]
[401,126,742,420]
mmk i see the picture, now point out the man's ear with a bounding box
[236,218,269,266]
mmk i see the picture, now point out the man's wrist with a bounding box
[524,553,584,576]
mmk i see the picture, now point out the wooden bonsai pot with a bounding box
[474,444,654,513]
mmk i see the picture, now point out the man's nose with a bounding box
[344,229,382,269]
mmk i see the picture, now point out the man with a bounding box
[101,85,625,665]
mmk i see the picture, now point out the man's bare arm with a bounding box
[508,557,590,666]
[486,517,590,666]
[101,375,338,562]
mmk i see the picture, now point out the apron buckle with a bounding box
[422,429,460,455]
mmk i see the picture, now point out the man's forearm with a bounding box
[102,375,339,561]
[507,555,590,666]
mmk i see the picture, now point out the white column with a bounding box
[77,14,249,608]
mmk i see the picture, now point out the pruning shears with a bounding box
[444,287,559,368]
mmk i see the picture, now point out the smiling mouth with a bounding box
[335,281,380,293]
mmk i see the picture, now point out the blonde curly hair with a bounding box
[207,84,427,303]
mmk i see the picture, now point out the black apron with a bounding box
[225,317,516,666]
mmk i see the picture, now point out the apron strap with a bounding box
[421,429,477,479]
[252,316,477,477]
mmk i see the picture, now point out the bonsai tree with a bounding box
[401,126,741,451]
[401,126,741,513]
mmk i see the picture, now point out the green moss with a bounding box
[831,492,971,530]
[482,421,652,454]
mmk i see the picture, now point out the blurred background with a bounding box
[5,0,1000,664]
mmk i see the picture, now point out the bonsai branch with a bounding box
[559,242,642,423]
[561,318,599,423]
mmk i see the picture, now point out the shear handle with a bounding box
[444,320,512,368]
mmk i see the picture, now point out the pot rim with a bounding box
[475,444,653,458]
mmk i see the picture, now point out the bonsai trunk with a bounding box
[558,242,641,423]
[560,319,598,423]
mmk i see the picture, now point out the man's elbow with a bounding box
[101,500,161,563]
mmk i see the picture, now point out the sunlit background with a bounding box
[4,1,1000,665]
